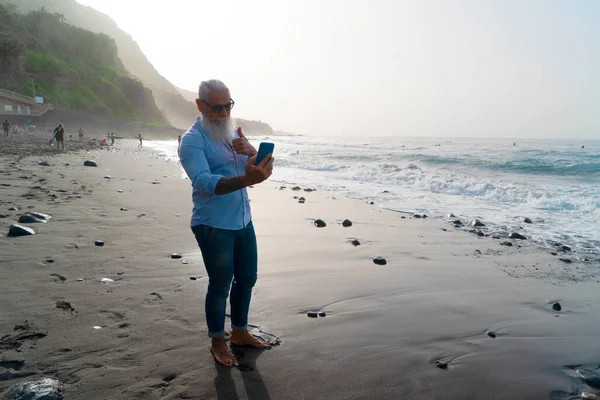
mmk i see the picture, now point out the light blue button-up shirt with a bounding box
[179,117,251,230]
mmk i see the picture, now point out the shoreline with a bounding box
[1,139,600,399]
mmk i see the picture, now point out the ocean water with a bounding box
[147,136,600,258]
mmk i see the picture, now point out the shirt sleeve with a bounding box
[179,134,224,196]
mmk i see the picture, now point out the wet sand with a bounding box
[1,138,599,399]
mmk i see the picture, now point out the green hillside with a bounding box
[0,2,167,125]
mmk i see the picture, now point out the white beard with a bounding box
[200,115,235,142]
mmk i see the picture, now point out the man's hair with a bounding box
[198,80,229,101]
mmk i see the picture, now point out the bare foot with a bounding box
[210,338,238,367]
[230,329,270,348]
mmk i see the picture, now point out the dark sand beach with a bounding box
[1,135,599,399]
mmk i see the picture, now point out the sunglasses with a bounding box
[201,99,235,113]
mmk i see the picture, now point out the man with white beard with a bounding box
[179,79,274,367]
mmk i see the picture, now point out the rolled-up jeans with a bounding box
[192,221,258,338]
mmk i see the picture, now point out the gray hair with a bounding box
[198,79,229,101]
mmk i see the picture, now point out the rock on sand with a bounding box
[7,224,35,237]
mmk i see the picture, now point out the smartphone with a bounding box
[255,142,275,165]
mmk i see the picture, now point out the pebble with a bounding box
[118,190,124,193]
[190,276,197,280]
[170,253,183,259]
[7,224,35,237]
[152,180,159,184]
[182,261,189,264]
[0,214,9,218]
[448,213,456,218]
[307,311,318,318]
[93,326,102,330]
[313,219,326,228]
[452,219,463,226]
[561,245,572,252]
[500,241,513,247]
[318,312,326,317]
[303,188,314,192]
[351,239,361,246]
[19,175,30,179]
[18,214,46,224]
[104,175,112,180]
[46,259,54,263]
[342,219,352,227]
[486,331,497,338]
[510,233,527,240]
[559,258,572,264]
[83,160,98,167]
[552,302,561,311]
[413,214,422,219]
[76,279,84,283]
[582,392,600,400]
[28,212,52,221]
[176,214,180,217]
[55,301,74,312]
[120,208,128,211]
[7,377,65,400]
[369,201,375,205]
[373,257,387,266]
[94,240,105,247]
[524,217,532,224]
[470,219,486,227]
[291,186,301,191]
[100,278,114,284]
[435,361,448,369]
[38,161,50,166]
[8,206,19,211]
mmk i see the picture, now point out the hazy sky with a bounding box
[75,0,599,138]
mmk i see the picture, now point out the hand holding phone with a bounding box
[255,142,275,166]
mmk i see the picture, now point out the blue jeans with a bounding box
[192,222,258,338]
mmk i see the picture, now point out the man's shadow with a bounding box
[213,345,271,400]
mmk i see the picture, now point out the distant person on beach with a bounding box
[110,132,115,146]
[2,119,10,137]
[137,134,143,149]
[179,79,274,367]
[53,123,65,151]
[177,134,182,157]
[78,127,84,141]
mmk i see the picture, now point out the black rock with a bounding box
[448,213,456,218]
[8,206,19,211]
[350,239,361,246]
[307,311,318,318]
[436,361,448,369]
[401,216,406,219]
[120,208,128,211]
[0,214,9,218]
[298,199,305,204]
[46,259,54,264]
[189,276,197,280]
[500,241,513,247]
[83,160,98,167]
[550,252,558,256]
[510,233,527,240]
[28,212,52,221]
[104,175,112,180]
[452,219,463,226]
[318,312,326,317]
[373,257,387,266]
[382,190,390,193]
[278,185,286,190]
[293,196,298,199]
[470,219,486,227]
[291,186,301,191]
[18,214,46,224]
[56,301,74,312]
[152,180,159,184]
[368,201,375,205]
[7,377,65,400]
[170,253,183,259]
[576,369,600,389]
[486,331,497,338]
[561,245,572,252]
[313,219,326,228]
[552,302,561,311]
[559,258,572,264]
[38,161,49,166]
[19,175,31,179]
[422,214,428,219]
[303,188,314,192]
[7,224,35,237]
[523,217,532,224]
[94,240,105,247]
[342,219,352,227]
[413,214,422,219]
